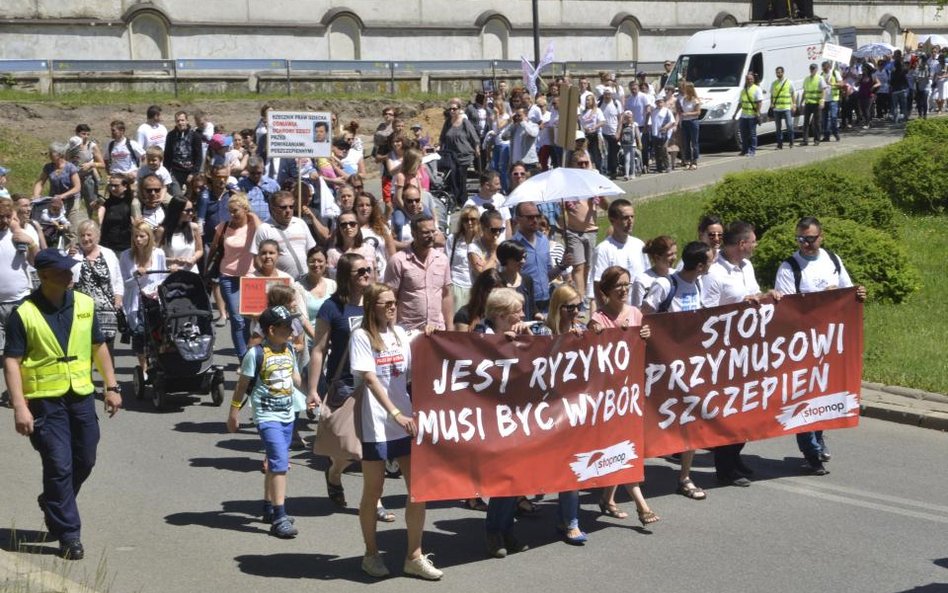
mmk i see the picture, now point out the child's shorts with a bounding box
[362,436,411,462]
[258,420,294,473]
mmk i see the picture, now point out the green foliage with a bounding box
[754,217,920,304]
[904,116,948,142]
[705,167,895,237]
[873,136,948,213]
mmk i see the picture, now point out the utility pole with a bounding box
[532,0,540,69]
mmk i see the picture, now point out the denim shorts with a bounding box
[257,420,294,473]
[362,436,411,462]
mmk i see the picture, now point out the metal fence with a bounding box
[0,58,659,95]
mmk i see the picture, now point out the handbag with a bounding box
[204,222,226,289]
[767,80,788,120]
[313,336,364,460]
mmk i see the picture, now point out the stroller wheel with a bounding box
[210,375,225,406]
[133,366,146,401]
[151,372,166,411]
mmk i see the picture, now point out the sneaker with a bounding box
[404,554,443,581]
[486,533,507,558]
[819,452,832,463]
[803,458,830,476]
[362,553,390,578]
[270,516,299,539]
[59,540,84,560]
[262,510,296,524]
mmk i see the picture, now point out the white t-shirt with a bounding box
[644,272,703,313]
[137,165,174,187]
[591,235,649,302]
[0,229,34,303]
[107,138,145,175]
[702,253,760,307]
[350,325,412,444]
[252,218,317,278]
[136,122,168,151]
[464,193,511,225]
[141,205,165,230]
[774,249,852,295]
[630,268,662,308]
[447,234,474,288]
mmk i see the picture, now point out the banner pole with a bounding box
[297,163,303,217]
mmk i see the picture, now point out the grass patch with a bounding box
[863,213,948,392]
[0,127,49,195]
[630,188,711,245]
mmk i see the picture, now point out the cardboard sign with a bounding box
[238,276,292,316]
[266,111,331,158]
[822,43,853,65]
[410,329,646,502]
[641,289,863,458]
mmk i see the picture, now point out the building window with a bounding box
[482,17,509,60]
[129,13,169,60]
[616,19,639,62]
[329,15,361,60]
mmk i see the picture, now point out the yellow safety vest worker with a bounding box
[740,85,761,116]
[825,69,841,101]
[770,78,793,110]
[17,291,96,399]
[803,75,823,105]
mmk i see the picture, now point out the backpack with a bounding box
[107,138,140,167]
[245,344,265,393]
[784,250,842,293]
[657,274,702,313]
[620,124,636,146]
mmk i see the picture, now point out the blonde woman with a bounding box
[353,283,442,580]
[119,221,166,376]
[448,205,481,311]
[678,82,702,170]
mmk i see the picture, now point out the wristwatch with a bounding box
[106,385,122,394]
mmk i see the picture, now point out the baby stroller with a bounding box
[132,270,225,410]
[29,196,68,249]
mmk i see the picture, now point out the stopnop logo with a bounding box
[569,440,637,482]
[775,391,859,431]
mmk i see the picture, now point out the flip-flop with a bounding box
[376,506,396,522]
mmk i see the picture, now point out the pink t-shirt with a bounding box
[219,221,255,277]
[590,305,643,329]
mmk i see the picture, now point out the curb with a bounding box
[0,548,103,593]
[860,401,948,431]
[862,381,948,405]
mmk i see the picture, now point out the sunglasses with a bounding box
[404,198,422,204]
[489,227,504,235]
[449,107,459,111]
[561,303,581,313]
[377,300,397,308]
[353,266,372,276]
[520,214,543,220]
[183,208,194,213]
[463,217,478,223]
[339,221,359,228]
[576,161,590,166]
[143,188,162,194]
[706,232,724,238]
[796,235,821,244]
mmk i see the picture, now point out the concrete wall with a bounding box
[1,1,944,64]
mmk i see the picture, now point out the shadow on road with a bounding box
[0,528,58,556]
[189,456,262,473]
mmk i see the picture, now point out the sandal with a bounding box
[463,497,488,512]
[676,478,707,501]
[325,468,347,508]
[516,497,539,515]
[598,502,628,519]
[375,505,396,522]
[637,509,661,526]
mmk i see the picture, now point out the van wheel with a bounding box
[730,122,743,151]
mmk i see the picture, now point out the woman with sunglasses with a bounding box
[588,266,659,527]
[439,97,481,205]
[447,205,480,312]
[496,239,537,321]
[545,284,590,544]
[468,208,503,279]
[353,283,442,580]
[631,235,677,308]
[97,175,139,253]
[157,196,203,273]
[327,211,377,281]
[309,254,395,522]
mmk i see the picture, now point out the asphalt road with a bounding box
[2,121,945,593]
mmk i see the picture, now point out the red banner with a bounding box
[410,330,646,503]
[642,288,863,458]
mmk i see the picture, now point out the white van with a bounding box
[667,21,834,147]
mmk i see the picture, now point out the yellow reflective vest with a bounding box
[803,75,823,105]
[740,85,761,116]
[825,68,841,101]
[17,291,96,399]
[770,79,793,110]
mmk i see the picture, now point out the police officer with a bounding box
[4,248,122,560]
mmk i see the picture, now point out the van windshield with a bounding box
[671,54,747,88]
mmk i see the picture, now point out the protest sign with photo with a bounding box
[410,329,646,502]
[642,288,863,458]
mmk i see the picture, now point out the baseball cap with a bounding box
[411,123,422,130]
[0,165,9,176]
[209,134,226,151]
[34,248,80,271]
[636,71,647,77]
[809,63,818,70]
[259,305,299,330]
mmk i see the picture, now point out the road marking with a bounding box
[757,478,948,524]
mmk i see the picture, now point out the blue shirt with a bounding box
[196,187,234,246]
[237,176,278,223]
[5,289,105,358]
[513,230,553,303]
